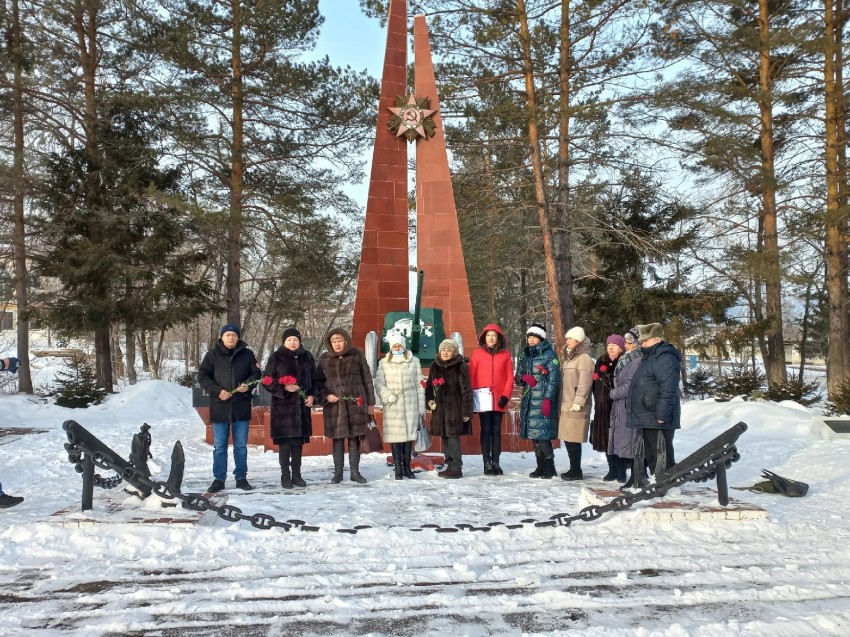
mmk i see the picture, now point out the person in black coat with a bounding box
[425,339,473,479]
[262,327,318,489]
[196,323,261,493]
[626,322,682,478]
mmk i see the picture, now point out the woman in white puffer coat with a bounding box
[375,333,426,479]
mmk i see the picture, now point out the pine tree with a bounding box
[53,356,108,408]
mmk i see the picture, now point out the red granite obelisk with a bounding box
[413,15,478,351]
[351,0,410,349]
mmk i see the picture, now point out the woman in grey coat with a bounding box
[608,328,644,487]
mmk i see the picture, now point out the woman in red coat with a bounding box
[469,324,515,475]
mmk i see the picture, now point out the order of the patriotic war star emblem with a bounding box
[388,94,437,142]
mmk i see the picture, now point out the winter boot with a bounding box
[529,445,546,478]
[331,440,345,484]
[291,444,307,487]
[480,430,493,475]
[483,459,495,475]
[391,443,403,480]
[560,442,583,481]
[617,457,629,483]
[542,455,557,479]
[279,444,293,489]
[602,454,619,482]
[402,442,416,479]
[491,430,503,475]
[348,439,368,484]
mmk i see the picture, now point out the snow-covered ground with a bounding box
[1,380,849,636]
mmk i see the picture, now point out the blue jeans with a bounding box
[212,421,249,481]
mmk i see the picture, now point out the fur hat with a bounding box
[628,327,641,342]
[438,339,459,354]
[387,332,407,349]
[282,327,301,343]
[637,323,665,342]
[220,323,241,338]
[565,326,586,342]
[624,331,638,346]
[606,334,626,350]
[526,323,547,340]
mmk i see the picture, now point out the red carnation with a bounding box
[280,375,297,385]
[537,364,548,375]
[592,372,600,380]
[420,379,427,388]
[600,364,608,372]
[261,375,273,386]
[357,396,364,407]
[433,378,445,386]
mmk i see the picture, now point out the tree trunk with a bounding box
[94,325,113,391]
[125,323,137,384]
[146,330,159,380]
[757,0,786,386]
[226,0,244,325]
[75,0,112,388]
[556,0,576,331]
[516,0,565,350]
[112,331,125,379]
[138,331,150,372]
[797,280,813,383]
[824,0,850,398]
[10,0,32,393]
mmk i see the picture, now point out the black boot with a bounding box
[617,457,629,483]
[349,438,367,484]
[542,455,557,479]
[480,429,493,474]
[603,454,619,482]
[402,442,416,479]
[331,440,344,484]
[291,444,307,487]
[529,444,545,478]
[391,443,403,480]
[491,429,503,475]
[279,444,293,489]
[560,442,583,481]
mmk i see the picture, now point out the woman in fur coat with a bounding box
[374,333,426,479]
[591,334,625,482]
[425,339,473,479]
[317,328,375,484]
[262,327,317,489]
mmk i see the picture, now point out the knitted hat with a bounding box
[387,332,407,349]
[438,338,459,354]
[606,334,626,350]
[637,323,665,342]
[282,327,301,343]
[565,326,586,342]
[526,323,547,340]
[220,323,241,338]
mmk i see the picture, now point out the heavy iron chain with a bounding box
[63,443,124,489]
[63,430,742,534]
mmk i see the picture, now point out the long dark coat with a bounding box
[425,354,473,437]
[515,339,561,440]
[627,341,682,431]
[197,339,261,423]
[590,354,619,453]
[262,345,318,442]
[608,348,642,458]
[317,328,375,439]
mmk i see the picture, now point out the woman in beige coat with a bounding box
[374,333,426,479]
[558,326,594,480]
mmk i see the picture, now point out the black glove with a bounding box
[498,395,509,409]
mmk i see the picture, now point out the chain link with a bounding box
[64,423,745,534]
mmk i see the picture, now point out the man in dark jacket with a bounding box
[626,323,681,478]
[197,323,261,493]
